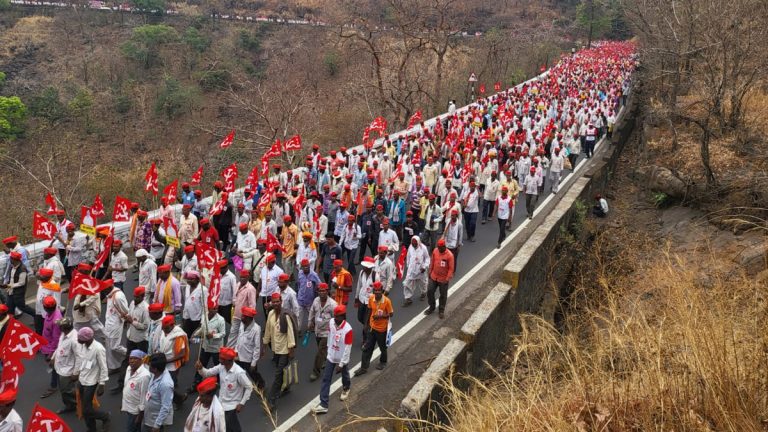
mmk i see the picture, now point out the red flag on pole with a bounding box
[259,156,270,180]
[479,84,486,95]
[32,211,56,240]
[368,116,388,136]
[0,317,47,363]
[283,135,302,151]
[94,234,113,271]
[195,241,221,271]
[209,198,226,216]
[207,265,222,307]
[27,403,73,432]
[144,162,158,195]
[112,195,133,222]
[163,179,178,203]
[219,130,235,149]
[407,111,422,128]
[44,192,58,215]
[91,194,105,218]
[190,165,204,186]
[362,127,371,144]
[69,271,112,299]
[266,230,285,253]
[494,81,502,92]
[0,358,23,393]
[396,245,407,279]
[220,163,238,193]
[292,190,306,219]
[245,166,260,190]
[264,139,282,159]
[163,216,178,239]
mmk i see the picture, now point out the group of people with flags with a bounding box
[0,41,635,432]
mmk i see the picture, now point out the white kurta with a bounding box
[104,288,129,369]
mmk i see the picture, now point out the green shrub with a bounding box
[324,51,340,76]
[121,24,179,69]
[0,96,27,140]
[238,29,261,52]
[30,87,67,123]
[196,69,231,91]
[183,27,210,53]
[155,76,196,119]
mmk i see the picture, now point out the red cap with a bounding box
[283,215,292,223]
[161,315,176,327]
[42,296,57,308]
[134,286,146,296]
[270,292,282,301]
[239,223,248,231]
[0,387,17,404]
[372,281,383,290]
[77,262,92,272]
[300,258,310,266]
[2,236,17,244]
[241,307,257,317]
[266,254,276,263]
[38,268,54,278]
[333,305,346,316]
[437,239,446,247]
[237,203,245,209]
[197,376,218,394]
[378,245,388,252]
[43,247,57,255]
[333,259,343,266]
[0,304,8,314]
[347,214,355,221]
[218,259,229,268]
[278,273,290,282]
[318,282,329,291]
[239,269,250,277]
[148,303,165,313]
[200,218,210,225]
[207,298,217,310]
[214,181,223,188]
[218,347,236,361]
[183,245,195,253]
[157,264,171,272]
[113,239,123,247]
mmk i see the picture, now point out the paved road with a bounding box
[10,174,569,431]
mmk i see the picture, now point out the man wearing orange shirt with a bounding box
[354,281,393,376]
[425,238,455,319]
[281,215,299,281]
[330,259,353,306]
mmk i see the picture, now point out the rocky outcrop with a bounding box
[634,165,688,198]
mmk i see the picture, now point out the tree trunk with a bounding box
[700,116,716,186]
[433,47,446,115]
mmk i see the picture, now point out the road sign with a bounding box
[468,73,477,82]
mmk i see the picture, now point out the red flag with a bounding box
[0,317,47,363]
[220,163,238,193]
[257,188,271,211]
[207,265,222,307]
[396,245,407,279]
[264,139,282,159]
[190,165,204,186]
[259,156,271,180]
[219,129,235,149]
[195,241,221,270]
[91,194,105,218]
[209,198,226,216]
[283,135,302,151]
[494,81,502,92]
[32,211,56,240]
[479,84,486,95]
[0,358,23,393]
[144,162,158,195]
[163,179,179,203]
[44,192,58,215]
[407,111,422,128]
[540,64,546,72]
[293,190,306,219]
[245,166,260,190]
[69,271,112,299]
[368,116,387,136]
[266,230,285,253]
[362,127,371,143]
[412,146,422,166]
[94,234,113,271]
[27,403,73,432]
[112,195,133,222]
[80,206,96,228]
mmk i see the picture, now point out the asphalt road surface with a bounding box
[11,174,570,431]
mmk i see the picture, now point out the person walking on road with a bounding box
[311,305,353,415]
[524,166,539,219]
[51,317,78,415]
[184,377,226,432]
[425,239,455,319]
[308,283,337,381]
[121,350,151,432]
[195,347,252,432]
[144,353,175,432]
[496,186,514,248]
[234,306,265,390]
[74,327,111,432]
[354,282,393,376]
[262,293,296,413]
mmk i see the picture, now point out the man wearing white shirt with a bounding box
[0,388,22,432]
[524,166,539,219]
[377,219,400,254]
[482,171,500,224]
[126,286,150,355]
[51,317,78,414]
[182,271,208,338]
[549,147,565,193]
[104,281,129,387]
[195,347,252,432]
[233,223,257,270]
[74,327,111,432]
[277,273,300,320]
[217,260,237,324]
[234,307,265,389]
[496,186,514,248]
[259,255,283,315]
[338,214,361,275]
[311,305,353,414]
[41,247,65,284]
[460,180,480,242]
[121,350,151,432]
[136,249,157,298]
[108,239,128,290]
[442,210,463,261]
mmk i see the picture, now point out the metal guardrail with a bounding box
[0,70,554,276]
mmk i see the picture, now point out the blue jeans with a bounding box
[319,361,350,408]
[463,211,478,239]
[125,412,141,432]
